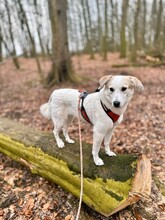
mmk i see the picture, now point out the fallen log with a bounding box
[0,117,151,217]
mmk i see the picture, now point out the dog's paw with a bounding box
[66,138,75,144]
[106,150,116,157]
[94,158,104,166]
[57,140,65,148]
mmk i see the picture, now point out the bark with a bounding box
[0,26,2,62]
[141,0,147,49]
[33,0,47,56]
[0,117,151,217]
[103,0,108,60]
[131,0,141,62]
[110,0,115,52]
[96,0,102,55]
[4,0,20,69]
[85,0,94,59]
[120,0,129,58]
[47,0,76,85]
[81,0,94,58]
[154,0,163,49]
[17,0,44,80]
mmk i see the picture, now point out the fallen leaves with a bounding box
[0,53,165,219]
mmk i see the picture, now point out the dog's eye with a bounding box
[121,87,127,92]
[110,87,114,92]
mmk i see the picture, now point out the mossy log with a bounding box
[0,117,151,217]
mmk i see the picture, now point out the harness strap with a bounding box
[100,101,120,123]
[79,91,93,125]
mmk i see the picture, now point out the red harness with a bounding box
[79,91,93,125]
[100,101,120,123]
[79,91,120,125]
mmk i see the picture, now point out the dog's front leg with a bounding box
[92,130,105,166]
[104,127,116,157]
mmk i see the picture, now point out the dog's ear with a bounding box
[130,76,144,91]
[98,75,113,90]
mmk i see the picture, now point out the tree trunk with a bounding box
[110,0,115,52]
[81,0,94,58]
[120,0,129,58]
[131,0,141,62]
[17,0,44,81]
[0,117,152,217]
[47,0,76,86]
[4,0,20,69]
[85,0,94,59]
[33,0,47,56]
[96,0,102,55]
[103,0,108,60]
[141,0,147,49]
[154,0,163,50]
[0,26,2,62]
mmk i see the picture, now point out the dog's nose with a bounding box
[113,101,120,108]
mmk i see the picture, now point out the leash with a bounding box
[75,94,84,220]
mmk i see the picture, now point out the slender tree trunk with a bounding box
[17,0,44,80]
[163,15,165,51]
[81,0,94,58]
[141,0,147,49]
[103,0,108,60]
[0,26,2,62]
[33,0,47,56]
[120,0,129,58]
[85,0,94,59]
[110,0,115,52]
[96,0,102,55]
[4,0,20,69]
[154,0,163,50]
[115,2,120,49]
[81,0,89,51]
[47,0,76,85]
[149,0,157,49]
[131,0,141,62]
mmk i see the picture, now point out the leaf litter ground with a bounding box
[0,53,165,219]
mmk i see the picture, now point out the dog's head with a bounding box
[98,75,144,108]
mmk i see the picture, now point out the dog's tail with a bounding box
[40,103,51,120]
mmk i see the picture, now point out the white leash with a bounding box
[75,96,84,220]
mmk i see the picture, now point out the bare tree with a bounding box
[120,0,129,58]
[154,0,163,50]
[103,0,108,60]
[81,0,94,58]
[131,0,141,62]
[47,0,76,85]
[96,0,102,55]
[110,0,115,52]
[141,0,147,49]
[17,0,44,80]
[4,0,20,68]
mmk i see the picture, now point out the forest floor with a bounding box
[0,53,165,219]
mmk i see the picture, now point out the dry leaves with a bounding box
[0,53,165,219]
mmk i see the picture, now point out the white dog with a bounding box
[40,75,144,166]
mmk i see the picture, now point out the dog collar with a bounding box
[100,101,120,123]
[79,91,93,125]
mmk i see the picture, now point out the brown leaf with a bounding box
[0,209,4,216]
[65,214,74,220]
[133,208,143,220]
[43,202,50,210]
[25,197,34,210]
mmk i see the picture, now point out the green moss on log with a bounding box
[0,117,151,216]
[0,133,132,215]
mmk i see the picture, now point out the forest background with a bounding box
[0,0,165,85]
[0,0,165,219]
